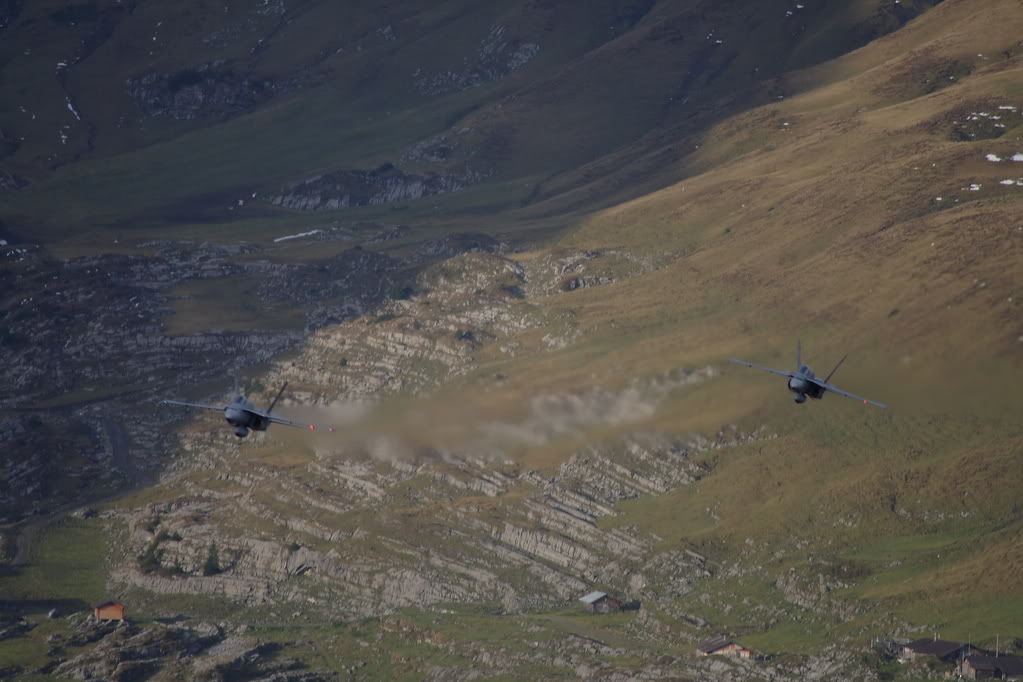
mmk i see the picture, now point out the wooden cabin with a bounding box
[578,591,622,614]
[899,638,974,663]
[697,635,755,659]
[93,601,125,621]
[959,655,1023,680]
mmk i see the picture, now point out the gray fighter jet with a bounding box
[162,382,336,437]
[729,340,886,408]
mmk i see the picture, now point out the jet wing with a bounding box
[162,399,226,412]
[815,380,887,408]
[728,357,795,379]
[254,410,337,432]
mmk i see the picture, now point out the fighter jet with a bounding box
[162,382,336,437]
[729,340,886,408]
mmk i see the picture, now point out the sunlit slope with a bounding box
[547,0,1023,394]
[450,0,1023,633]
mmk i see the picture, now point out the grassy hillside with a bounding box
[501,0,1023,641]
[2,0,948,247]
[2,0,1021,677]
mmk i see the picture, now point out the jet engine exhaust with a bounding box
[234,426,250,438]
[793,393,806,404]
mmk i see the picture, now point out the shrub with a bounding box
[202,543,221,576]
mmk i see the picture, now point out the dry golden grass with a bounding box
[410,3,1023,632]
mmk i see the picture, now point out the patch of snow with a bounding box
[1013,153,1023,162]
[986,154,1003,162]
[273,229,323,243]
[66,98,81,121]
[0,240,7,246]
[968,184,982,191]
[998,105,1016,111]
[999,179,1016,185]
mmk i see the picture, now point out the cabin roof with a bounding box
[966,655,1023,676]
[905,638,966,658]
[579,591,608,604]
[697,635,737,654]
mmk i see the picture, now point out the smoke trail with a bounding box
[266,367,715,462]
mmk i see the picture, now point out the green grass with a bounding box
[741,621,835,657]
[0,518,108,607]
[0,518,109,675]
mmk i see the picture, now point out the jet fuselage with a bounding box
[787,366,825,402]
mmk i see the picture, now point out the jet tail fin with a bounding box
[267,382,288,413]
[824,354,848,383]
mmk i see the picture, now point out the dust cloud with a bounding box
[266,367,715,463]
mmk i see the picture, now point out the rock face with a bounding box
[265,163,490,211]
[47,613,334,681]
[127,62,274,120]
[3,239,882,680]
[0,230,498,523]
[414,24,540,95]
[103,249,759,630]
[110,422,734,615]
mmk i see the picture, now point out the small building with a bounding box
[899,638,973,663]
[93,601,125,621]
[959,655,1023,681]
[696,634,755,659]
[578,591,622,614]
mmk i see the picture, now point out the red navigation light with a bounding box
[309,424,315,430]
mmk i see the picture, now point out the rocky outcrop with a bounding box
[522,248,662,297]
[414,25,539,95]
[127,62,273,120]
[45,612,334,681]
[264,163,490,210]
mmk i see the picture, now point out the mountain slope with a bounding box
[2,0,946,242]
[2,1,1022,680]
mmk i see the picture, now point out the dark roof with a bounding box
[905,638,966,658]
[967,656,999,671]
[697,635,736,654]
[967,655,1023,677]
[94,601,123,609]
